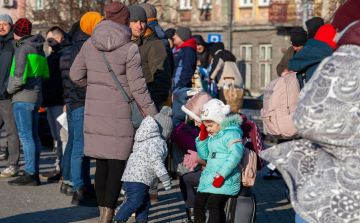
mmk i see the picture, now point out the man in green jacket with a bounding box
[7,18,49,186]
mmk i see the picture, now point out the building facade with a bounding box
[0,0,26,25]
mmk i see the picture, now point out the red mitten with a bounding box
[212,174,225,188]
[199,124,208,141]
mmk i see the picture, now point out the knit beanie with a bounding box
[104,1,130,26]
[176,27,192,42]
[165,28,176,39]
[0,14,13,26]
[209,42,225,56]
[332,0,360,32]
[154,106,173,140]
[314,24,337,48]
[181,92,213,122]
[129,6,147,22]
[290,27,308,47]
[139,3,157,19]
[70,21,80,37]
[13,18,32,37]
[80,12,104,36]
[200,99,231,124]
[305,17,324,39]
[193,35,207,46]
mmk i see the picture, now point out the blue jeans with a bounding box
[13,102,41,175]
[62,103,73,185]
[114,182,151,222]
[296,214,309,223]
[71,106,91,192]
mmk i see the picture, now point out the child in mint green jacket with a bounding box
[194,99,244,223]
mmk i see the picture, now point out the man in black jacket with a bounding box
[0,14,20,178]
[42,26,72,182]
[128,6,171,110]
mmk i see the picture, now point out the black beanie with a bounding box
[193,35,207,46]
[129,5,147,22]
[165,28,176,40]
[70,21,80,37]
[290,27,308,47]
[306,17,324,39]
[210,42,225,56]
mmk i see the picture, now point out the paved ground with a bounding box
[0,132,295,223]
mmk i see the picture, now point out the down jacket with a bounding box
[209,50,244,88]
[260,22,360,223]
[121,116,169,187]
[196,115,244,196]
[70,21,158,160]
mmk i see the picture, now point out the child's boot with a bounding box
[186,208,194,223]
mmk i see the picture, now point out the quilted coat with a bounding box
[70,20,158,160]
[261,22,360,223]
[196,115,244,196]
[121,116,169,187]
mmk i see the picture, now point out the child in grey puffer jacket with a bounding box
[114,106,173,223]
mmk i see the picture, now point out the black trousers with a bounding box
[95,159,125,209]
[194,192,230,223]
[180,169,202,208]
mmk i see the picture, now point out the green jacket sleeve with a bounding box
[217,130,244,179]
[7,47,27,94]
[196,137,209,161]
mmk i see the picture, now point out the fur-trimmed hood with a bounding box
[220,114,243,130]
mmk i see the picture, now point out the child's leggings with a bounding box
[113,182,151,222]
[194,192,230,223]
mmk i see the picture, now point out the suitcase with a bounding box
[225,187,257,223]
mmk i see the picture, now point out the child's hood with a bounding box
[134,116,161,142]
[220,114,243,132]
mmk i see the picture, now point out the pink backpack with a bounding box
[261,72,299,139]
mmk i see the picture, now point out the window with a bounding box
[199,0,212,9]
[240,45,253,89]
[180,0,192,10]
[258,0,270,7]
[259,44,272,88]
[36,0,44,10]
[239,0,253,7]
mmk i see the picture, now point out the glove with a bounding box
[183,150,198,171]
[163,179,172,191]
[199,124,208,141]
[212,173,225,188]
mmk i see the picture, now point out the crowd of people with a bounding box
[0,0,360,222]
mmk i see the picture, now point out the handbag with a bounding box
[101,51,145,129]
[219,77,244,113]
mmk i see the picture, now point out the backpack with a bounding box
[240,115,266,170]
[261,72,300,139]
[228,139,257,187]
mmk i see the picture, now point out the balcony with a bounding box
[269,0,322,26]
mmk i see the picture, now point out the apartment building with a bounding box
[0,0,26,25]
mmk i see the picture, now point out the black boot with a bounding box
[71,186,98,207]
[65,184,74,196]
[8,172,40,186]
[60,182,67,194]
[186,208,194,223]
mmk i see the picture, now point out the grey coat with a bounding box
[261,44,360,223]
[70,21,158,160]
[121,116,169,187]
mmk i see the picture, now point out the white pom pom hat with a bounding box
[200,99,231,124]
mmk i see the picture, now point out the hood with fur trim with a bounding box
[220,114,243,131]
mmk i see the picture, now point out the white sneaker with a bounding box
[1,166,19,177]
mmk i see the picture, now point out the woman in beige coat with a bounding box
[70,16,158,222]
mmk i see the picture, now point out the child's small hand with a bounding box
[199,124,208,141]
[163,179,172,191]
[212,173,225,188]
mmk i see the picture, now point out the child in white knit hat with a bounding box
[194,99,244,223]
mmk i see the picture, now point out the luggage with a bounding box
[261,71,300,139]
[172,87,204,122]
[219,77,244,113]
[240,115,266,170]
[228,140,257,187]
[225,187,256,223]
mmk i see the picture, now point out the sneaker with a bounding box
[8,172,40,186]
[71,186,98,207]
[1,165,19,178]
[47,172,63,183]
[41,169,60,179]
[263,170,282,180]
